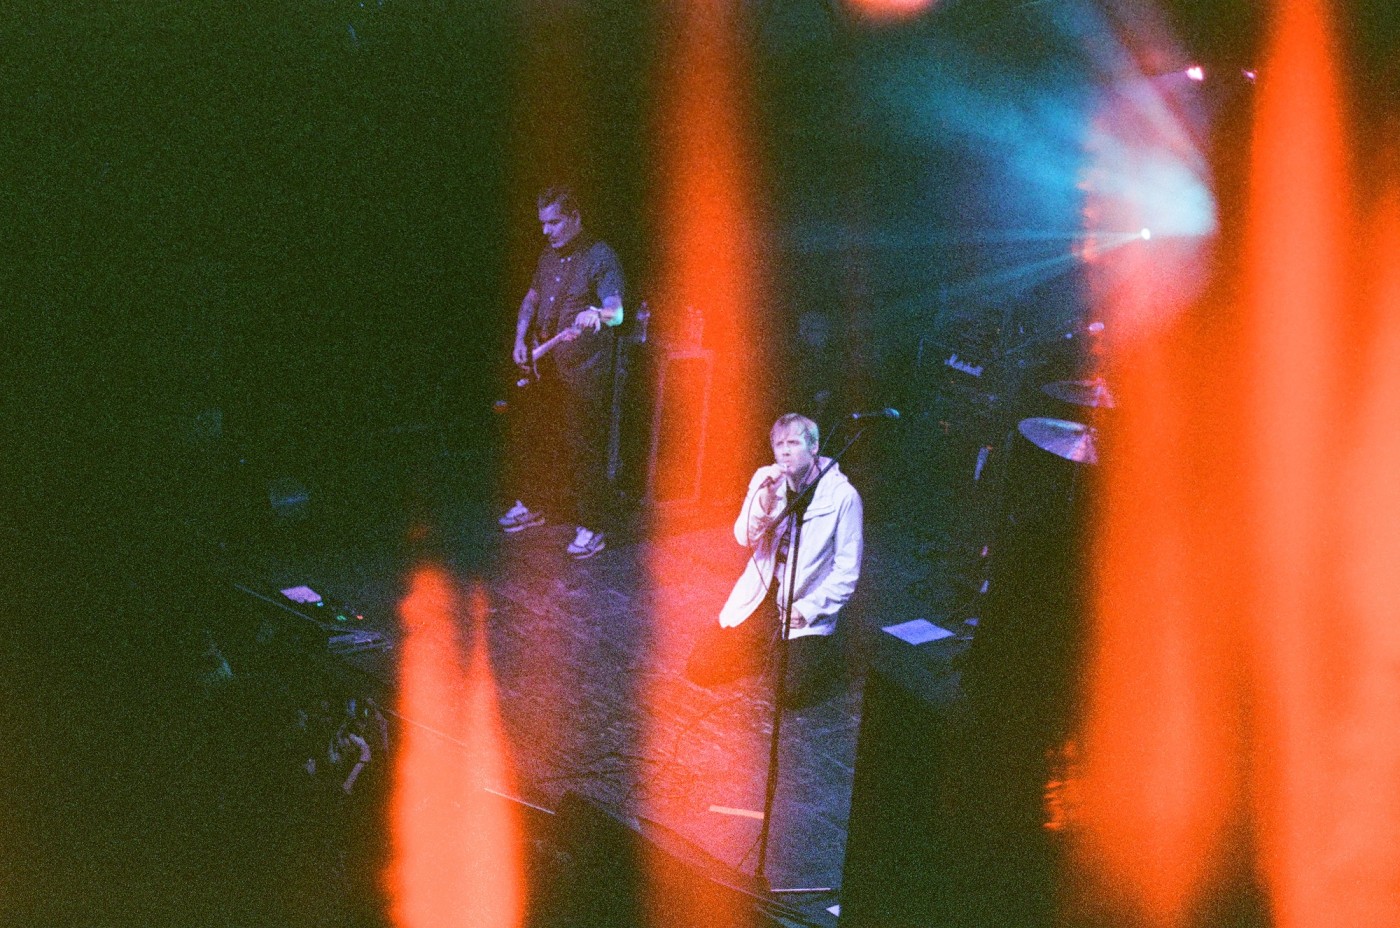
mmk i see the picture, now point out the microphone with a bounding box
[850,407,901,421]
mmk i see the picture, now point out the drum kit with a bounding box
[1018,377,1113,465]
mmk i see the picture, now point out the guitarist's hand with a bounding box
[512,338,530,367]
[574,307,605,333]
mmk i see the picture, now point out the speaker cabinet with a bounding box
[646,348,715,506]
[840,635,1055,928]
[546,792,773,928]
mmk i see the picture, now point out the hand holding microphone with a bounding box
[747,470,783,547]
[757,468,781,513]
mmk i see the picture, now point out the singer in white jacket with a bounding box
[686,413,864,706]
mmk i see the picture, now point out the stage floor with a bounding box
[224,434,976,918]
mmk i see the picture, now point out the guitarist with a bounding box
[500,185,625,561]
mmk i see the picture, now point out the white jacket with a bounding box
[718,459,863,638]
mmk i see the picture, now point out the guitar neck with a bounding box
[532,324,582,363]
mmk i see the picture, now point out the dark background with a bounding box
[4,0,1395,923]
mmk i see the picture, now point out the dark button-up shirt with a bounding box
[530,233,624,394]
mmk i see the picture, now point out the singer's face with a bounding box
[772,426,817,478]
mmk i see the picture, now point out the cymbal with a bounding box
[1018,417,1098,464]
[1042,379,1115,408]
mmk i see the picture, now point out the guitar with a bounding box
[491,308,614,416]
[514,322,586,387]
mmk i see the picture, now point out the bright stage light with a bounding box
[1185,65,1206,82]
[846,0,937,21]
[1141,227,1152,240]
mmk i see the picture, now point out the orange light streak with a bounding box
[1330,155,1400,927]
[642,2,768,924]
[648,0,768,497]
[1241,3,1366,926]
[388,568,524,928]
[644,0,769,655]
[1076,1,1400,925]
[1073,21,1236,928]
[1073,334,1240,927]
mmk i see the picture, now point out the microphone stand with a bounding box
[753,421,874,885]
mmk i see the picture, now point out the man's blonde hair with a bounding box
[770,413,819,451]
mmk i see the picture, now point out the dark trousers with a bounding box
[685,588,844,709]
[506,372,614,532]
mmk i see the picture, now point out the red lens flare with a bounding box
[642,3,770,924]
[1074,1,1400,925]
[1332,157,1400,928]
[388,569,524,928]
[845,0,938,23]
[1242,3,1353,921]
